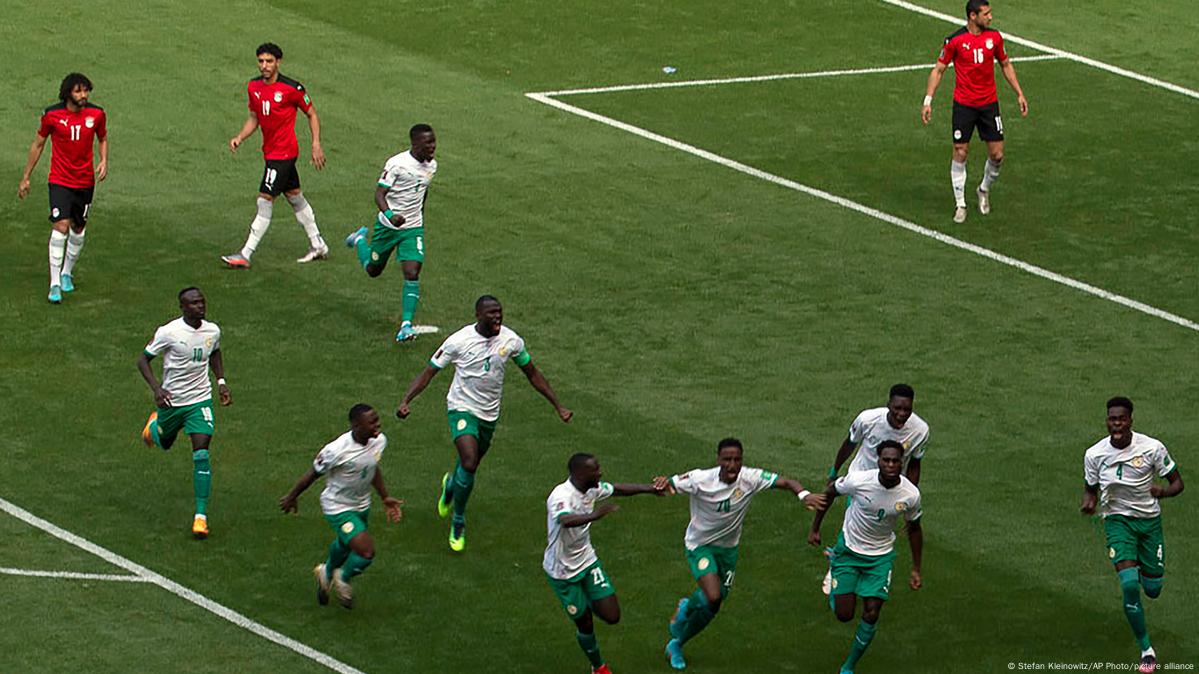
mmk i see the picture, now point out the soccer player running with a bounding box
[222,42,328,268]
[136,287,232,538]
[663,438,826,670]
[17,73,108,304]
[808,441,923,674]
[1080,397,1184,674]
[921,0,1028,224]
[279,404,404,610]
[396,295,572,552]
[544,453,670,674]
[344,124,438,342]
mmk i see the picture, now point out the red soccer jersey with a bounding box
[37,103,107,189]
[938,27,1008,107]
[247,74,312,161]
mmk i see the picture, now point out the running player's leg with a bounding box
[224,161,283,267]
[341,529,375,581]
[675,548,727,644]
[285,169,328,262]
[577,568,619,671]
[1139,517,1165,599]
[189,431,213,538]
[60,188,92,292]
[448,432,481,547]
[841,597,884,673]
[46,185,73,301]
[1106,516,1152,656]
[395,228,425,341]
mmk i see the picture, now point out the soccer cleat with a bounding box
[822,568,833,596]
[665,638,686,670]
[296,243,329,263]
[669,597,688,640]
[141,411,158,449]
[344,226,368,248]
[592,665,613,674]
[221,253,251,269]
[1139,653,1157,674]
[977,187,991,215]
[953,207,967,224]
[331,569,353,609]
[437,472,452,519]
[313,563,331,606]
[192,514,209,539]
[60,274,75,293]
[395,323,418,343]
[48,285,63,304]
[449,521,466,553]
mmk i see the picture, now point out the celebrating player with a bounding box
[17,73,108,303]
[543,453,669,674]
[136,287,232,538]
[663,438,825,670]
[279,404,404,610]
[396,295,572,552]
[345,124,438,342]
[222,42,328,268]
[1080,397,1183,674]
[809,441,923,674]
[921,0,1028,223]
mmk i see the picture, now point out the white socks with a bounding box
[63,230,86,276]
[240,197,274,259]
[286,193,325,249]
[950,160,967,208]
[48,230,67,287]
[980,158,1002,192]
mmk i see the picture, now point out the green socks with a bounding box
[150,418,162,447]
[340,552,373,581]
[1118,567,1151,650]
[1141,573,1163,599]
[452,464,475,519]
[841,619,877,672]
[325,540,350,578]
[576,631,603,668]
[401,280,420,324]
[677,592,717,644]
[192,449,211,515]
[355,234,371,269]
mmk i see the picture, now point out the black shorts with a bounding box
[952,101,1004,143]
[259,159,301,196]
[48,183,94,227]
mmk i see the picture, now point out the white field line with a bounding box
[533,54,1060,97]
[0,496,365,674]
[880,0,1199,101]
[0,566,150,582]
[525,92,1199,333]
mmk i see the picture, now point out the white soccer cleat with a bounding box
[296,243,329,263]
[313,563,331,606]
[953,206,967,224]
[977,188,991,215]
[331,569,353,609]
[822,568,832,596]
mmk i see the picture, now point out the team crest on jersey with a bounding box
[85,117,95,128]
[499,345,509,357]
[205,337,214,348]
[1131,456,1145,468]
[985,38,994,50]
[274,92,283,103]
[732,488,744,500]
[895,501,908,512]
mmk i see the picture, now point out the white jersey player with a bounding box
[832,384,928,485]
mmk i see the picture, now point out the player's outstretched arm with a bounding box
[775,477,828,511]
[806,483,840,547]
[922,62,948,124]
[830,437,857,484]
[303,106,325,170]
[999,59,1028,116]
[1150,469,1184,500]
[372,467,404,523]
[907,519,923,590]
[396,365,440,418]
[613,477,672,497]
[209,349,231,406]
[17,134,48,199]
[136,352,172,408]
[229,113,258,152]
[559,502,619,528]
[519,361,572,422]
[279,468,319,514]
[1079,483,1099,515]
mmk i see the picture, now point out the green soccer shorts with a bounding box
[830,533,896,600]
[447,410,497,454]
[156,399,215,439]
[325,508,370,546]
[368,222,424,264]
[1104,514,1165,576]
[686,544,739,595]
[546,560,617,620]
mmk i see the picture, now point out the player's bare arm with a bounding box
[519,361,573,422]
[396,364,441,418]
[96,135,109,182]
[17,134,48,199]
[559,502,619,528]
[279,468,319,513]
[998,58,1028,115]
[612,479,671,497]
[775,477,828,510]
[922,61,949,124]
[806,483,841,546]
[907,519,923,590]
[209,348,232,406]
[229,112,258,152]
[830,437,857,483]
[372,467,404,522]
[304,106,325,170]
[375,185,404,226]
[136,352,173,408]
[1149,468,1184,500]
[1080,482,1100,515]
[905,456,922,485]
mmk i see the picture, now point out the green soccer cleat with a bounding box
[437,472,452,519]
[449,521,466,553]
[665,638,686,670]
[60,274,75,293]
[48,285,63,304]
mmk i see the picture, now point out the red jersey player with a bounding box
[222,42,328,269]
[17,73,108,304]
[921,0,1028,223]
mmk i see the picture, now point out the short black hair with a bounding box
[1106,396,1134,414]
[256,42,283,59]
[965,0,989,19]
[178,286,202,300]
[889,383,915,400]
[410,123,434,140]
[878,439,905,458]
[475,294,500,311]
[349,403,375,422]
[568,452,595,474]
[716,437,743,454]
[59,73,93,103]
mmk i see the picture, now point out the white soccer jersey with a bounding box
[143,317,222,407]
[543,479,615,579]
[847,407,930,473]
[835,470,922,556]
[670,466,779,550]
[1084,432,1177,519]
[377,150,437,231]
[430,324,528,422]
[313,431,387,515]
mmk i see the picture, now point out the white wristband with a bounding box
[797,490,811,501]
[217,378,227,386]
[922,95,933,107]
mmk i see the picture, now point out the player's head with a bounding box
[256,43,283,79]
[349,403,382,440]
[1106,396,1134,444]
[716,437,744,483]
[58,73,93,107]
[568,452,601,489]
[887,383,915,428]
[878,440,905,481]
[178,287,205,320]
[410,124,437,162]
[965,0,991,27]
[474,295,503,337]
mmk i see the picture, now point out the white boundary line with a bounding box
[0,566,150,582]
[535,54,1060,97]
[524,92,1199,333]
[879,0,1199,101]
[0,496,365,674]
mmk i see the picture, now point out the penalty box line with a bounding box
[0,495,366,674]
